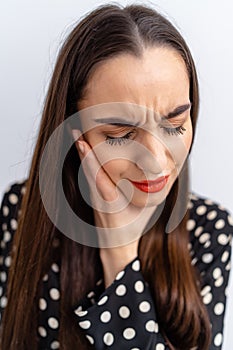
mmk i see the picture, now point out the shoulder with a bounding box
[188,191,233,234]
[0,179,27,240]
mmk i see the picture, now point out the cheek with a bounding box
[103,159,131,182]
[184,118,193,148]
[166,120,193,168]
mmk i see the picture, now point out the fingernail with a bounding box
[77,141,85,154]
[72,129,82,140]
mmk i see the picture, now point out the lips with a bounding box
[130,175,169,193]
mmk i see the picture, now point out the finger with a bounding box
[75,137,119,203]
[71,129,84,142]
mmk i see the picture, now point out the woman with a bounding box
[0,4,232,350]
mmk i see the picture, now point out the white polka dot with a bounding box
[154,322,159,333]
[186,219,196,231]
[202,253,213,264]
[0,271,7,283]
[0,287,2,297]
[87,291,95,298]
[123,327,136,340]
[214,333,223,346]
[215,276,224,287]
[75,309,88,317]
[191,257,198,266]
[189,250,194,258]
[2,223,7,231]
[86,335,94,345]
[228,214,233,226]
[196,205,207,215]
[156,344,165,350]
[51,263,59,273]
[214,302,224,315]
[3,231,11,242]
[132,260,140,271]
[194,226,203,237]
[103,332,114,346]
[215,219,225,230]
[9,193,18,205]
[218,234,229,245]
[187,201,193,209]
[49,288,60,300]
[21,186,26,195]
[96,278,103,286]
[203,292,213,305]
[139,301,151,313]
[204,199,214,205]
[38,326,47,337]
[145,320,156,332]
[39,298,47,311]
[213,268,222,279]
[226,262,231,271]
[75,305,82,312]
[48,317,59,329]
[2,206,9,216]
[219,205,226,211]
[79,320,91,329]
[0,296,7,308]
[190,193,198,200]
[50,340,60,349]
[201,285,211,296]
[42,274,48,282]
[207,210,217,220]
[131,348,140,350]
[50,340,60,350]
[115,270,125,280]
[119,306,130,319]
[1,241,6,249]
[100,311,111,323]
[4,256,11,267]
[134,280,144,293]
[221,251,229,263]
[98,295,108,306]
[199,233,210,244]
[10,219,18,230]
[204,241,211,248]
[116,284,127,296]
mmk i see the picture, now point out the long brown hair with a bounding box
[0,4,211,349]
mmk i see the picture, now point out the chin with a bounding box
[128,189,168,208]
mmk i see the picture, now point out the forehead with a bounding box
[78,46,190,114]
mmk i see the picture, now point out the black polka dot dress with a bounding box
[0,181,233,349]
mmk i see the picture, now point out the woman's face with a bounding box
[76,47,193,208]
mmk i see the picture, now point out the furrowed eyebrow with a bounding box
[93,117,140,127]
[161,103,192,120]
[93,103,191,126]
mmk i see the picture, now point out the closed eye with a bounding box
[105,131,135,146]
[160,125,186,136]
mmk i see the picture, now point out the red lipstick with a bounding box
[130,175,169,193]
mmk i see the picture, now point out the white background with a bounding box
[0,0,232,348]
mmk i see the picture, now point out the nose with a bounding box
[135,131,169,175]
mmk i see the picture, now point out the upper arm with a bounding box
[0,181,26,321]
[189,197,233,349]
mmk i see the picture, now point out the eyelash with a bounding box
[105,131,135,146]
[162,125,186,136]
[105,125,186,146]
